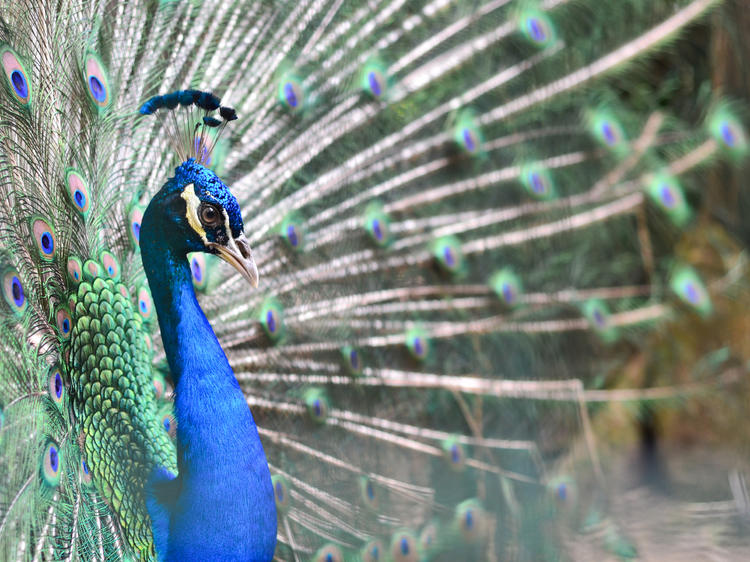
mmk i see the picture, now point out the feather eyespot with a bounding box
[646,174,691,227]
[361,60,388,99]
[42,441,62,486]
[463,128,478,151]
[708,107,747,155]
[720,122,737,146]
[100,251,120,281]
[48,368,64,406]
[1,46,31,105]
[362,540,383,562]
[521,164,555,200]
[519,11,556,47]
[161,412,177,439]
[259,299,284,341]
[685,284,699,303]
[81,458,93,486]
[716,118,747,152]
[348,348,360,371]
[85,53,110,108]
[390,531,418,562]
[305,389,329,423]
[367,71,384,97]
[153,374,167,399]
[405,328,429,361]
[11,69,27,97]
[364,204,392,246]
[188,253,211,291]
[341,345,363,376]
[455,499,486,543]
[419,523,437,552]
[593,309,605,326]
[547,475,576,510]
[89,76,104,101]
[490,269,522,308]
[454,110,482,154]
[588,111,627,152]
[660,184,676,208]
[279,78,304,111]
[359,476,378,510]
[671,266,712,317]
[67,257,83,285]
[65,169,90,216]
[369,217,387,244]
[442,437,466,471]
[431,236,464,275]
[280,215,305,250]
[137,285,154,321]
[83,259,103,281]
[56,307,72,339]
[31,218,56,260]
[129,206,144,246]
[313,545,343,562]
[271,475,291,511]
[530,172,545,194]
[601,123,617,145]
[286,224,298,246]
[582,299,617,342]
[2,270,26,314]
[527,18,547,42]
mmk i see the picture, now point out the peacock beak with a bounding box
[208,233,259,288]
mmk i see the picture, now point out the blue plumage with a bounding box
[141,159,275,560]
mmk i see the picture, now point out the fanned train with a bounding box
[0,0,748,560]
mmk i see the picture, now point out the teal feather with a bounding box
[0,0,747,560]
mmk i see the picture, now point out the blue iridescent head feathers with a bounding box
[141,156,258,287]
[170,159,244,239]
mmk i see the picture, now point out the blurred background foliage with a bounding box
[560,3,750,558]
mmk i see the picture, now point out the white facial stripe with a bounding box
[180,183,207,243]
[221,208,242,253]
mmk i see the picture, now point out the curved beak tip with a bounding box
[209,233,259,290]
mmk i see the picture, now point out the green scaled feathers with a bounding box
[70,276,176,556]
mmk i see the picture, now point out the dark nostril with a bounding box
[237,237,252,260]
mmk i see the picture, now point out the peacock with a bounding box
[0,0,748,559]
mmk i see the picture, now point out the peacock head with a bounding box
[139,90,258,287]
[141,158,258,288]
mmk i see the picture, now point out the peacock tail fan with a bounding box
[0,0,747,560]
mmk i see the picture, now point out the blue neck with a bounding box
[140,219,276,560]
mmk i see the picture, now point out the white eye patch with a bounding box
[180,183,232,245]
[180,184,207,243]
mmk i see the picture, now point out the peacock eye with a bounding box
[199,204,222,227]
